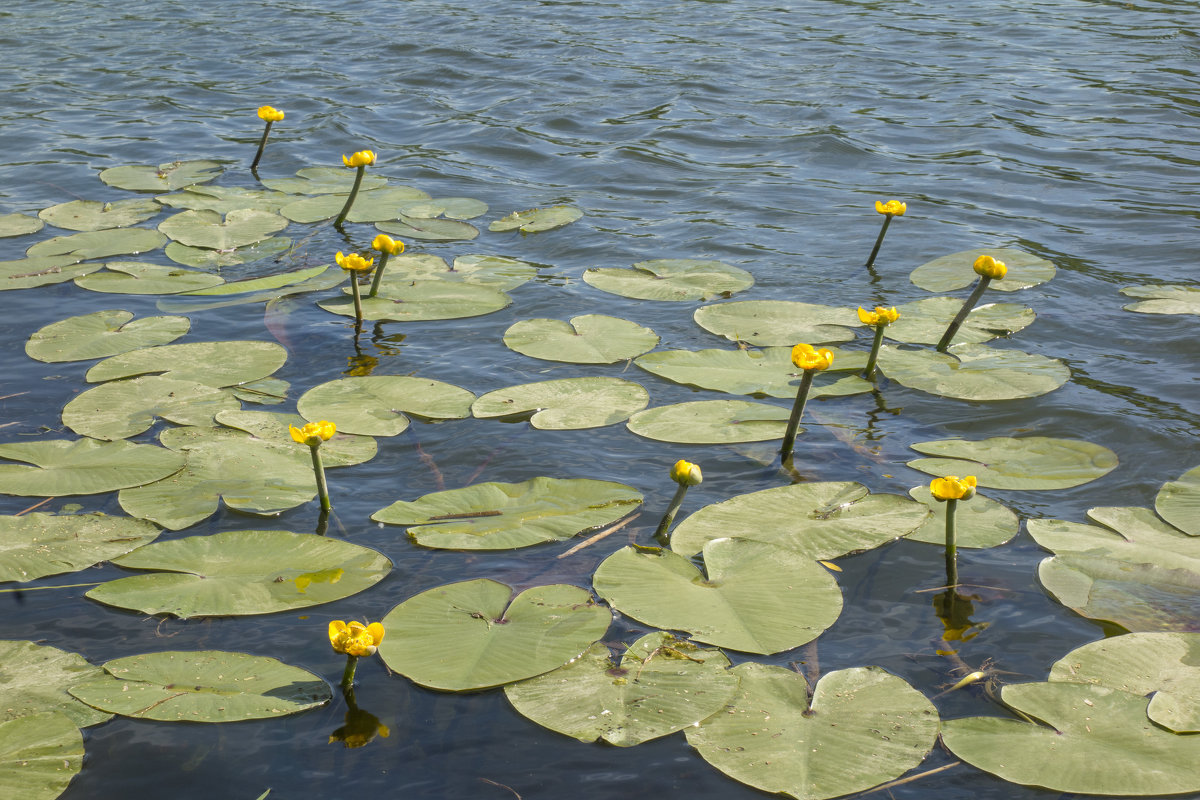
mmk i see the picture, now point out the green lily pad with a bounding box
[0,513,160,583]
[297,376,474,437]
[279,186,430,224]
[584,259,754,302]
[594,539,843,654]
[401,197,488,220]
[687,664,940,800]
[472,377,649,430]
[318,280,510,322]
[910,247,1056,292]
[0,439,183,497]
[504,632,738,746]
[0,641,112,727]
[231,377,290,405]
[671,482,930,560]
[488,206,582,233]
[371,253,536,292]
[0,712,83,800]
[627,399,791,444]
[376,215,480,242]
[86,340,287,387]
[62,375,241,440]
[156,185,290,214]
[75,261,226,294]
[903,486,1019,548]
[259,166,388,195]
[164,236,292,268]
[68,650,330,721]
[372,477,642,551]
[693,301,860,346]
[182,264,328,296]
[635,347,871,399]
[0,256,97,291]
[211,410,377,467]
[1120,284,1200,315]
[0,212,43,237]
[38,198,160,232]
[1049,632,1200,733]
[158,209,288,250]
[941,681,1200,795]
[26,228,167,261]
[884,297,1036,346]
[907,436,1118,490]
[1156,465,1200,535]
[155,264,342,314]
[98,160,223,192]
[86,529,390,618]
[504,314,659,364]
[878,344,1069,401]
[25,309,190,363]
[378,579,612,691]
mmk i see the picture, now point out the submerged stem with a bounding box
[780,370,815,461]
[864,214,893,268]
[936,276,992,352]
[334,165,366,227]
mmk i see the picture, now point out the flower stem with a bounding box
[654,483,690,545]
[863,324,886,380]
[367,252,391,298]
[250,121,273,172]
[334,165,366,227]
[944,498,959,588]
[936,276,992,352]
[864,214,893,268]
[349,273,365,326]
[310,443,332,513]
[341,655,358,691]
[780,370,815,461]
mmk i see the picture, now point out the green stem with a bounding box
[945,498,959,588]
[310,443,332,513]
[250,121,273,172]
[349,273,364,326]
[936,276,992,352]
[334,165,366,227]
[341,655,358,690]
[654,483,690,545]
[863,324,886,380]
[367,252,391,298]
[780,370,815,461]
[864,214,893,268]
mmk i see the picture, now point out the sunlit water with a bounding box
[1,1,1198,798]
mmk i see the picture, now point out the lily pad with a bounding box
[156,185,290,214]
[0,641,112,727]
[279,186,430,224]
[941,681,1200,796]
[627,399,791,444]
[74,261,226,294]
[86,340,287,387]
[687,664,940,800]
[156,264,343,314]
[584,259,754,302]
[68,650,331,721]
[318,280,510,322]
[371,253,536,292]
[376,215,480,242]
[472,377,649,430]
[211,410,377,468]
[38,198,160,232]
[164,236,292,268]
[25,309,190,363]
[98,160,223,192]
[0,513,160,583]
[86,529,390,618]
[504,632,738,746]
[903,486,1019,548]
[504,314,659,364]
[488,205,582,233]
[378,579,612,691]
[909,247,1056,292]
[0,212,43,237]
[158,209,288,250]
[0,712,83,800]
[907,436,1118,490]
[372,477,642,551]
[1156,464,1200,535]
[884,297,1035,346]
[693,301,860,346]
[877,344,1069,401]
[62,375,241,440]
[0,439,183,497]
[1120,284,1200,316]
[297,376,475,437]
[401,197,488,220]
[182,265,329,296]
[635,347,871,399]
[0,256,97,291]
[594,539,843,654]
[259,166,388,195]
[26,228,167,261]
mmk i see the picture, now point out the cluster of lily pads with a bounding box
[2,121,1199,800]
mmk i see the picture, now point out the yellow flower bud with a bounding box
[670,459,703,486]
[257,105,285,122]
[371,234,405,256]
[973,255,1007,281]
[874,199,906,216]
[857,306,900,326]
[289,420,337,446]
[329,620,385,657]
[791,343,835,371]
[335,251,374,272]
[930,475,977,502]
[341,150,376,168]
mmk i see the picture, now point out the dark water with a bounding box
[2,1,1198,798]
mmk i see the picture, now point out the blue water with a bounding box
[2,1,1198,798]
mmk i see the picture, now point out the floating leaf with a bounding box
[26,228,167,261]
[909,247,1056,292]
[156,265,344,313]
[504,314,659,364]
[0,712,83,800]
[297,376,474,437]
[0,641,112,727]
[376,215,480,242]
[671,482,930,560]
[378,580,612,691]
[635,347,870,399]
[1120,284,1200,315]
[62,375,241,440]
[595,539,842,654]
[74,261,225,295]
[164,236,291,268]
[69,651,330,721]
[488,206,582,233]
[627,399,791,444]
[688,664,939,800]
[903,487,1019,548]
[884,297,1035,345]
[693,301,860,346]
[156,185,290,214]
[877,344,1069,401]
[372,477,642,551]
[98,160,223,192]
[584,259,754,302]
[86,340,287,387]
[25,309,190,363]
[38,198,160,232]
[0,212,43,237]
[0,513,160,583]
[401,197,488,220]
[504,632,738,746]
[157,209,288,250]
[907,436,1118,490]
[86,530,390,618]
[0,439,183,497]
[370,253,536,292]
[259,166,388,195]
[0,256,97,291]
[472,377,649,430]
[211,410,377,468]
[1156,464,1200,535]
[181,265,329,296]
[942,681,1200,796]
[279,186,430,224]
[318,280,510,322]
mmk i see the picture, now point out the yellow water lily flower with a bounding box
[289,420,336,445]
[791,343,835,371]
[973,255,1007,280]
[335,251,374,272]
[874,199,906,216]
[857,306,900,326]
[371,234,405,256]
[257,105,285,122]
[670,459,703,486]
[329,620,385,657]
[342,150,376,168]
[930,475,977,502]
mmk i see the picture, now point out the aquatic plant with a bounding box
[864,198,905,267]
[250,105,284,171]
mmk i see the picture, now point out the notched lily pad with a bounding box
[627,399,791,444]
[884,297,1035,346]
[488,206,582,233]
[26,228,168,261]
[86,340,287,387]
[0,256,96,291]
[0,711,83,800]
[1120,284,1200,316]
[907,436,1118,490]
[156,185,290,214]
[38,198,161,232]
[75,261,226,295]
[98,160,223,192]
[693,301,860,346]
[584,258,754,302]
[26,309,190,363]
[164,236,291,269]
[504,314,659,364]
[297,376,475,437]
[0,513,160,583]
[635,346,870,399]
[0,439,184,497]
[1157,464,1200,535]
[259,166,388,195]
[904,486,1019,548]
[0,640,112,727]
[278,186,430,224]
[878,344,1069,401]
[0,212,44,237]
[158,209,288,250]
[62,375,241,440]
[910,247,1056,292]
[472,377,649,430]
[318,280,509,322]
[376,215,480,242]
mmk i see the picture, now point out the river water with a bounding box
[1,1,1198,798]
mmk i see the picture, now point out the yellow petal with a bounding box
[289,425,306,444]
[857,306,875,325]
[366,622,385,646]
